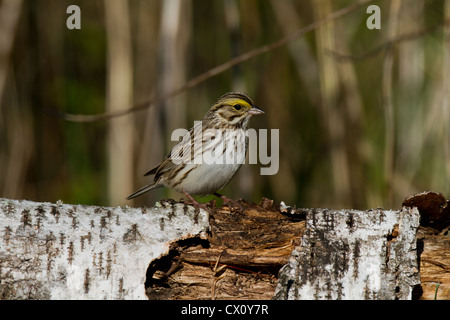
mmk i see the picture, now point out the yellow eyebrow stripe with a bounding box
[226,98,252,108]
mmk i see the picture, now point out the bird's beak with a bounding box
[248,106,264,115]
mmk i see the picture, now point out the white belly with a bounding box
[169,162,242,195]
[164,127,247,195]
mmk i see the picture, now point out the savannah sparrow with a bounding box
[126,92,264,204]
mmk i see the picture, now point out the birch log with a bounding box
[0,196,447,300]
[0,198,209,299]
[274,207,421,300]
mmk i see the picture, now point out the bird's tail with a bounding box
[126,183,158,200]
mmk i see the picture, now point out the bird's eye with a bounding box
[233,104,242,111]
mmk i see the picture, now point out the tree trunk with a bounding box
[104,0,134,207]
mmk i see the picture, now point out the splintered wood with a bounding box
[417,227,450,299]
[403,191,450,299]
[145,199,305,300]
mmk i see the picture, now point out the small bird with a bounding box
[126,92,264,206]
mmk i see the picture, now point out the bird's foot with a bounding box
[213,193,244,212]
[183,192,214,213]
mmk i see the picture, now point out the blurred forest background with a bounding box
[0,0,449,210]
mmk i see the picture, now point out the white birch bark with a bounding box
[274,206,421,300]
[0,198,209,299]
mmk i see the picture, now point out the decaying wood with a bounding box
[145,199,305,300]
[403,191,450,229]
[417,227,450,299]
[403,191,450,300]
[1,191,449,300]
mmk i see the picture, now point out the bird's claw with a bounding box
[183,192,214,213]
[214,193,244,212]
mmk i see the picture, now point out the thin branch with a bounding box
[327,20,450,62]
[45,0,375,123]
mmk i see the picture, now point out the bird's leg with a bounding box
[183,192,212,213]
[213,192,244,212]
